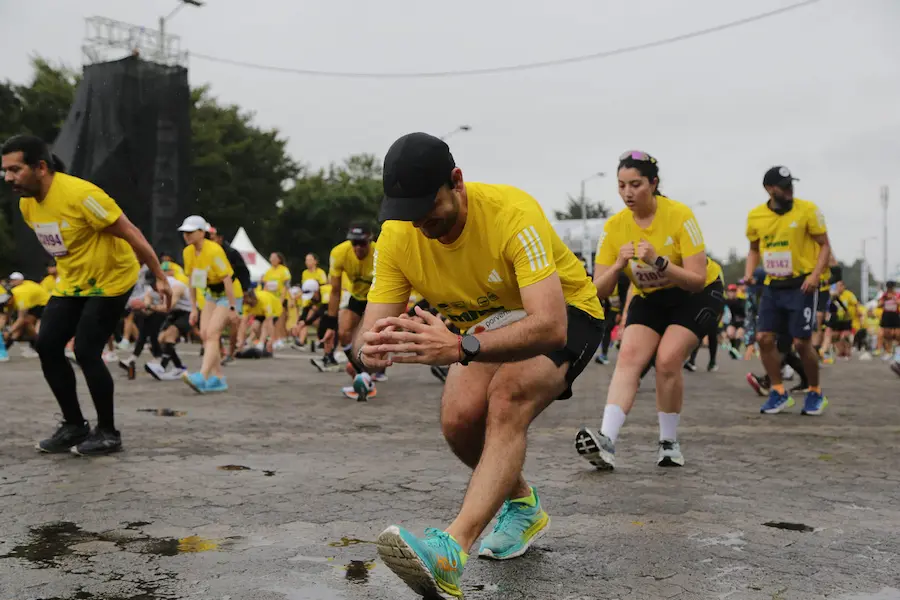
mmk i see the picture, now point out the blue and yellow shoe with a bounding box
[206,376,229,393]
[801,390,828,415]
[182,372,207,394]
[376,526,467,599]
[478,487,550,560]
[760,390,794,414]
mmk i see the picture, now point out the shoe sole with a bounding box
[658,455,685,467]
[376,526,459,600]
[181,373,205,394]
[71,444,123,457]
[144,364,163,381]
[575,428,615,470]
[801,399,828,416]
[36,441,88,454]
[479,514,550,561]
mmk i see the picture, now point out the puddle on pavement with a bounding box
[0,521,221,568]
[125,521,152,529]
[763,521,814,532]
[137,408,186,417]
[471,583,501,592]
[344,559,375,583]
[218,464,252,471]
[328,537,375,547]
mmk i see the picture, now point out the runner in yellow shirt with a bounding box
[576,151,724,474]
[261,252,291,345]
[354,133,604,597]
[827,280,861,359]
[4,272,49,354]
[39,261,58,294]
[3,134,169,457]
[744,166,830,416]
[179,215,237,394]
[238,288,283,355]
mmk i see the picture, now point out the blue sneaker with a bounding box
[594,353,609,365]
[182,372,207,394]
[478,487,550,560]
[0,334,8,362]
[206,376,229,393]
[760,390,794,414]
[801,390,828,416]
[376,526,467,599]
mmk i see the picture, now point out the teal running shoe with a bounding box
[182,371,207,394]
[376,526,467,599]
[206,376,229,393]
[478,487,550,560]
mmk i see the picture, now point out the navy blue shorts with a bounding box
[757,285,818,340]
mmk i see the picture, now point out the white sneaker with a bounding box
[144,362,166,381]
[102,351,119,363]
[782,364,795,380]
[859,352,872,361]
[372,372,388,382]
[159,367,188,381]
[21,347,39,358]
[657,440,685,467]
[117,339,132,351]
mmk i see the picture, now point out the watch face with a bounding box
[462,335,480,355]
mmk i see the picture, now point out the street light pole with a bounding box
[159,0,203,63]
[580,172,605,276]
[439,125,471,141]
[862,236,877,302]
[881,185,889,286]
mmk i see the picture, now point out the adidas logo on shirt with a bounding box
[789,221,798,228]
[487,269,503,283]
[664,236,674,246]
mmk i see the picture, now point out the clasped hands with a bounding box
[358,306,461,369]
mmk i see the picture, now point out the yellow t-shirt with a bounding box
[19,173,139,297]
[596,195,721,297]
[183,240,234,290]
[369,181,603,327]
[243,289,284,318]
[746,198,827,284]
[11,280,50,311]
[832,289,859,322]
[261,264,291,298]
[329,240,376,301]
[299,267,328,308]
[40,274,57,294]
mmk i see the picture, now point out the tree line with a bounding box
[0,58,877,300]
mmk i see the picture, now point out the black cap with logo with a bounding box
[346,223,371,241]
[380,132,456,222]
[763,166,799,188]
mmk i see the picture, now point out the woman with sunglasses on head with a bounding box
[576,151,724,469]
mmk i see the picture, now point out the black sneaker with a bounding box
[36,421,91,453]
[683,361,697,372]
[71,427,122,456]
[707,362,718,372]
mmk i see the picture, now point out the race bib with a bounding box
[266,280,279,292]
[468,309,528,334]
[886,299,898,312]
[631,261,669,290]
[763,251,793,278]
[191,268,208,290]
[34,222,68,257]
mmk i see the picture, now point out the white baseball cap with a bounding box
[8,272,24,282]
[177,215,209,233]
[301,279,320,301]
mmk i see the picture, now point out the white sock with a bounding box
[658,412,680,442]
[599,404,627,443]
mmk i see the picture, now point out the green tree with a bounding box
[269,154,383,267]
[554,195,610,220]
[190,86,299,244]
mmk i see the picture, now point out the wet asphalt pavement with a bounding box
[1,347,899,600]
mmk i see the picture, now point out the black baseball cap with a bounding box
[380,132,456,222]
[763,166,799,187]
[346,223,371,241]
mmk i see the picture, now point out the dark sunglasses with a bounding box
[350,239,369,247]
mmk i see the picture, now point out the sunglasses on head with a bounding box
[619,150,657,164]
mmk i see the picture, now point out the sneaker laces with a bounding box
[491,501,518,534]
[422,528,461,560]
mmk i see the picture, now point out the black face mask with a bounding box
[770,197,793,215]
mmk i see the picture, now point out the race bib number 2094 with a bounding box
[34,222,69,257]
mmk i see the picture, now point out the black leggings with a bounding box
[690,320,720,366]
[35,292,131,431]
[600,311,617,355]
[133,312,165,358]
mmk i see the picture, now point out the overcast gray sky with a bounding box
[2,0,898,279]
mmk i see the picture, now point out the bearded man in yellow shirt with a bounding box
[3,134,170,457]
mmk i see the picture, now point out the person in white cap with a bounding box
[3,134,170,457]
[3,271,49,358]
[178,215,238,393]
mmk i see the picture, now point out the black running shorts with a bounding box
[626,280,725,341]
[346,296,367,317]
[881,312,900,329]
[545,305,605,400]
[162,309,192,336]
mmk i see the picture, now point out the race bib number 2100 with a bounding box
[34,222,69,257]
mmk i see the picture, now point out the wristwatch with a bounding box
[460,335,481,366]
[654,256,669,272]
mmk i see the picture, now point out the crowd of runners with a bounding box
[2,131,899,598]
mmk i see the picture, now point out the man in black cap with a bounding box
[355,132,605,597]
[316,223,381,398]
[744,166,831,418]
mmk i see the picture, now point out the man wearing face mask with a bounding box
[744,166,831,417]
